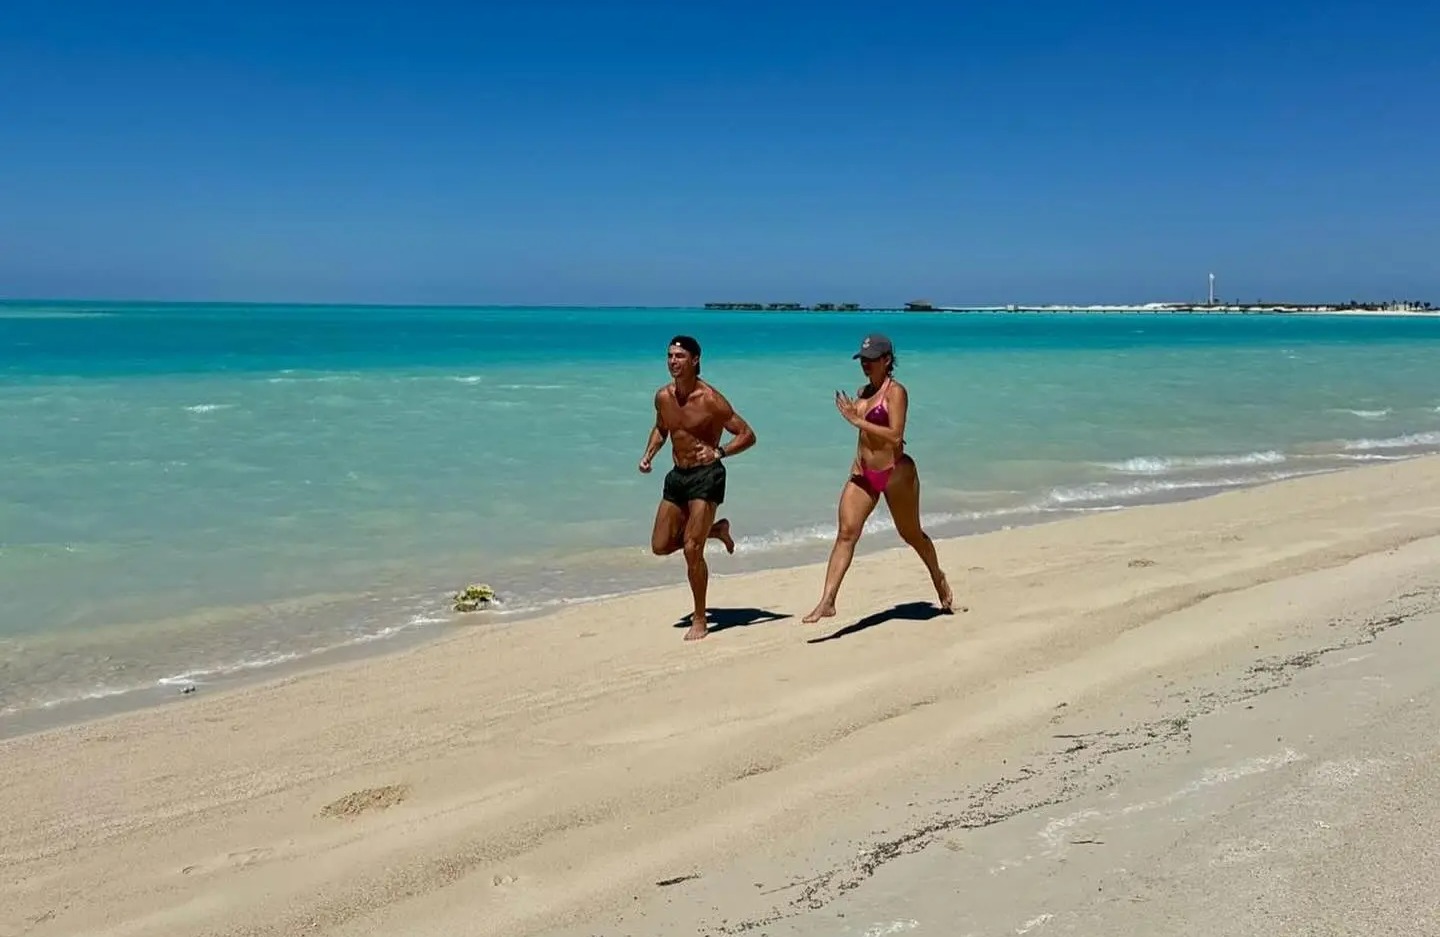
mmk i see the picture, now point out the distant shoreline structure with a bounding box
[705,298,1438,316]
[1,296,1434,317]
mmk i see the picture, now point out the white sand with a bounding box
[4,457,1440,937]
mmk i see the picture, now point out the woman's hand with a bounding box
[834,390,861,426]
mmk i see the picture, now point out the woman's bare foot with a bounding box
[934,571,955,612]
[711,518,735,555]
[802,601,836,624]
[684,619,710,641]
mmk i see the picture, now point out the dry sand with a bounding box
[4,457,1440,937]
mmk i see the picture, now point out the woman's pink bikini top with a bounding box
[862,379,891,426]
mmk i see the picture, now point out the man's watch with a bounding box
[716,445,727,459]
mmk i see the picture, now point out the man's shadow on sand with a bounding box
[673,607,791,635]
[806,600,951,644]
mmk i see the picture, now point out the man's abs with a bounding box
[668,429,722,468]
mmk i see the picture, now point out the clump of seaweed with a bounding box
[453,583,497,612]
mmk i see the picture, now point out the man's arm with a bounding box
[638,392,669,472]
[710,390,757,459]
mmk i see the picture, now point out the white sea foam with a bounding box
[1334,408,1391,419]
[36,685,135,709]
[1042,470,1316,507]
[1341,430,1440,451]
[157,651,303,686]
[5,612,453,722]
[1098,450,1286,475]
[730,506,1032,555]
[265,374,361,384]
[486,586,666,615]
[729,467,1329,556]
[152,612,447,683]
[183,403,232,413]
[0,308,114,319]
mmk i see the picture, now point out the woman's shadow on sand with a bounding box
[673,602,949,640]
[805,600,951,644]
[673,607,791,635]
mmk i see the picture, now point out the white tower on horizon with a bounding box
[1208,272,1216,305]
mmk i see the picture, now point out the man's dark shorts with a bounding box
[663,461,726,506]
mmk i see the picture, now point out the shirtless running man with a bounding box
[640,335,757,641]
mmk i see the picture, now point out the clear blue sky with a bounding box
[3,0,1437,306]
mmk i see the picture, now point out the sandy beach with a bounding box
[4,456,1440,937]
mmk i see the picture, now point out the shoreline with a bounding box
[2,447,1415,741]
[5,456,1440,936]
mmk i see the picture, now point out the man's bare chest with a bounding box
[660,396,718,434]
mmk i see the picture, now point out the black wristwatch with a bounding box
[716,445,727,459]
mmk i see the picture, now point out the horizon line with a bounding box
[3,295,1433,311]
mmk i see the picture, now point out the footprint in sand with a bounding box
[492,874,519,887]
[227,847,274,868]
[1128,558,1158,568]
[735,761,779,781]
[179,845,275,876]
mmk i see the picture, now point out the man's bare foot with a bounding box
[802,601,836,624]
[934,571,955,612]
[711,518,735,555]
[684,619,710,641]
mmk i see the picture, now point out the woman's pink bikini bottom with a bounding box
[857,464,894,494]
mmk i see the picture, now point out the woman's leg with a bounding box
[803,478,881,623]
[882,456,954,611]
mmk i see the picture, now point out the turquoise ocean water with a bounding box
[4,301,1440,730]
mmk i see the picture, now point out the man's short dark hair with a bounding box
[669,335,701,357]
[669,335,702,374]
